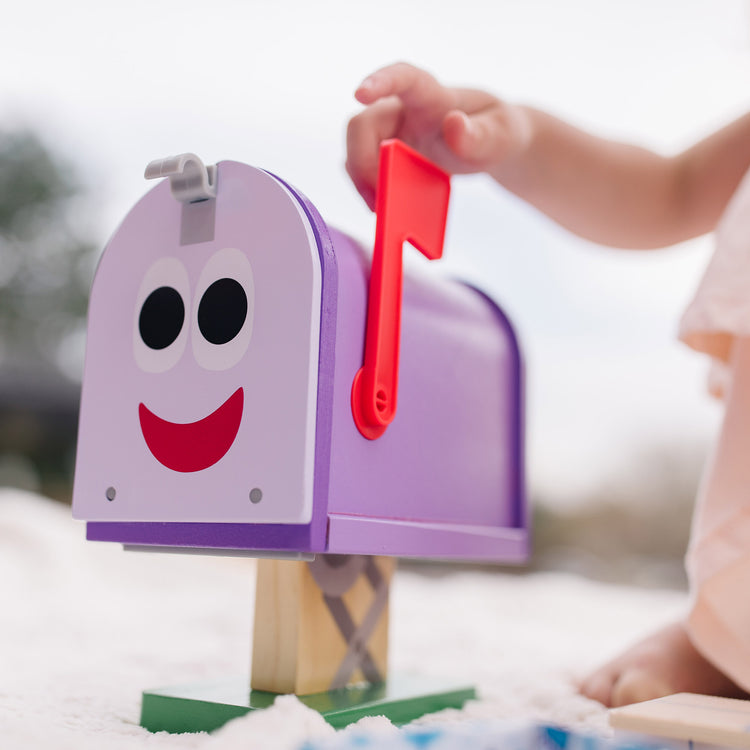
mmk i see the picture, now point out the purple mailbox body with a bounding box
[72,160,527,562]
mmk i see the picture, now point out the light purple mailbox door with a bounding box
[73,162,322,526]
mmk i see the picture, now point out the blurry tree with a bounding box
[0,129,95,369]
[0,128,97,500]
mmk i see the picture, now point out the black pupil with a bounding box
[139,286,185,350]
[198,278,247,345]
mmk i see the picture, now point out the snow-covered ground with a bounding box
[0,489,686,749]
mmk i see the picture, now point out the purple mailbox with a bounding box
[72,148,527,563]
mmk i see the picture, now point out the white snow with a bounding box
[0,488,686,748]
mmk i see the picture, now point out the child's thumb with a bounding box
[443,108,514,168]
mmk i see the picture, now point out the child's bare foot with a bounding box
[579,622,747,707]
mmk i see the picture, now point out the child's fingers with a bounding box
[346,97,403,209]
[355,62,444,110]
[348,64,513,202]
[346,170,377,211]
[442,104,527,169]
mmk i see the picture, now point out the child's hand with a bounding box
[346,62,531,209]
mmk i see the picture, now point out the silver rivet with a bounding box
[249,488,263,504]
[106,487,116,501]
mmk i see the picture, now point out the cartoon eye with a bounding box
[192,248,254,371]
[198,278,247,345]
[134,258,190,373]
[140,287,185,350]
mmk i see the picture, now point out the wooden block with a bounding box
[251,555,395,695]
[610,693,750,749]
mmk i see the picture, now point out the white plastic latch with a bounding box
[144,153,217,203]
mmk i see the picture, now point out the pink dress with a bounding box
[680,167,750,691]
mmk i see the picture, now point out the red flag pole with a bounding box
[351,139,451,440]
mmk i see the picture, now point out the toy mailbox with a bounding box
[72,141,527,563]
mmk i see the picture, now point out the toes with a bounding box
[610,668,673,708]
[579,668,618,707]
[581,666,673,709]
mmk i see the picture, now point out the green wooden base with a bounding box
[140,674,476,733]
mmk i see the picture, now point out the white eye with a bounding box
[134,258,190,373]
[192,248,254,371]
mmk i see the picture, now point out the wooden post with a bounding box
[251,555,395,695]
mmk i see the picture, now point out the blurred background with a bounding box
[1,0,748,588]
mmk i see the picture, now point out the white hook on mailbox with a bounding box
[144,153,217,203]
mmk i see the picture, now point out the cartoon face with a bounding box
[135,249,252,473]
[72,162,321,524]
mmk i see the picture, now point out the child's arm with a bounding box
[347,62,750,249]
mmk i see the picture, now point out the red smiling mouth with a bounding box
[139,387,244,473]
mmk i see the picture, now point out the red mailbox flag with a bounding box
[351,139,451,440]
